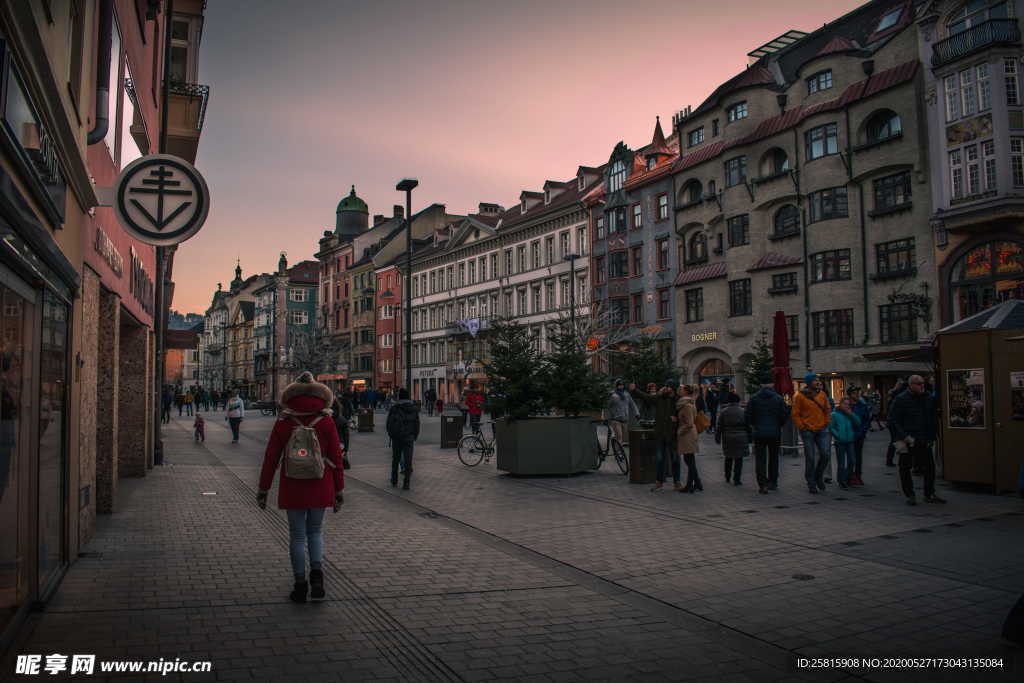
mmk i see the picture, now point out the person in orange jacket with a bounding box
[792,372,833,495]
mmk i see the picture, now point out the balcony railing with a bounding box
[932,19,1020,66]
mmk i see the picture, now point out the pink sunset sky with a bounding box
[176,0,866,314]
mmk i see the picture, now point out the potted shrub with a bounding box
[487,318,606,475]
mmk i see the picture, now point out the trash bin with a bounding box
[628,428,657,484]
[357,407,374,432]
[440,407,465,448]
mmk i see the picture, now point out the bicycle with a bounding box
[594,420,629,474]
[458,421,496,467]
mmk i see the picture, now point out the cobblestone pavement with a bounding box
[8,412,1022,682]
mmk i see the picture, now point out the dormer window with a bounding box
[578,174,585,190]
[876,7,902,32]
[521,199,527,213]
[544,190,551,204]
[807,70,833,94]
[646,157,656,171]
[609,160,626,192]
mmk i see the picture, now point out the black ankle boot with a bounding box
[309,569,325,600]
[290,579,308,604]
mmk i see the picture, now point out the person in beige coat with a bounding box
[676,385,703,493]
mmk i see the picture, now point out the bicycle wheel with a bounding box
[458,434,485,466]
[612,439,629,475]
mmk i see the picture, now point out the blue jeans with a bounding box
[834,441,854,486]
[801,429,831,487]
[656,439,680,484]
[286,508,325,579]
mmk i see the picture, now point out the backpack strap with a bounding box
[309,415,324,427]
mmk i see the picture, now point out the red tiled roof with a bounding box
[734,66,775,89]
[673,262,727,287]
[748,252,803,271]
[672,59,919,175]
[815,36,856,58]
[288,260,319,284]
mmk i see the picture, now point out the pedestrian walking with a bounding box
[608,379,639,449]
[884,379,907,466]
[386,388,420,490]
[716,393,749,486]
[630,379,682,491]
[705,383,720,431]
[676,384,703,493]
[330,394,353,469]
[193,413,205,442]
[745,375,790,494]
[793,372,832,494]
[226,391,245,443]
[828,397,861,489]
[464,383,486,434]
[184,391,194,417]
[176,391,184,416]
[847,386,871,485]
[161,388,173,424]
[865,388,884,431]
[257,372,344,603]
[888,374,945,505]
[425,388,437,416]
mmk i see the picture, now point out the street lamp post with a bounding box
[396,178,418,392]
[564,252,580,346]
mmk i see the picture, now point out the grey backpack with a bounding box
[283,416,334,480]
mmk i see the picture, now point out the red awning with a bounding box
[673,262,727,286]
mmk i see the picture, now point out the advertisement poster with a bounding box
[946,369,986,429]
[1011,371,1024,421]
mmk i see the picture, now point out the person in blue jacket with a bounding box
[828,397,861,489]
[847,386,872,486]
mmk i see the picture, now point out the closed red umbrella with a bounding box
[771,310,793,397]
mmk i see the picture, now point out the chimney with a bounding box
[393,205,404,219]
[373,214,385,225]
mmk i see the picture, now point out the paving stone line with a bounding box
[184,420,463,682]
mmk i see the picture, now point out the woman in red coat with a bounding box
[257,372,344,603]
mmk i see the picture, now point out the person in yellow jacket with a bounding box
[792,373,832,495]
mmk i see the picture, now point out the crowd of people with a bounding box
[606,372,944,504]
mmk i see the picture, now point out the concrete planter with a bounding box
[495,416,599,475]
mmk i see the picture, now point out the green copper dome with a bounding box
[337,185,368,214]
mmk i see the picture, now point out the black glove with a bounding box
[333,491,344,513]
[256,491,268,509]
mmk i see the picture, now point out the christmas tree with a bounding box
[611,335,677,389]
[539,320,608,417]
[742,329,774,397]
[484,318,545,420]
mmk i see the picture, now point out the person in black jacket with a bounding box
[705,383,720,430]
[386,388,421,490]
[331,393,354,469]
[630,379,682,491]
[887,375,944,505]
[745,375,791,494]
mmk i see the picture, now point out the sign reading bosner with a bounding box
[114,154,210,246]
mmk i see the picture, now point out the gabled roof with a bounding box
[815,36,858,58]
[288,260,319,284]
[497,165,606,231]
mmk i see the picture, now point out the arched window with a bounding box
[681,179,703,204]
[707,179,717,196]
[773,205,800,236]
[688,231,708,264]
[947,0,1008,36]
[864,110,902,143]
[950,240,1024,321]
[760,148,789,177]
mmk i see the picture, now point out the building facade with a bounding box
[0,0,208,651]
[590,120,680,376]
[670,0,936,400]
[164,329,199,385]
[253,255,318,401]
[916,0,1024,327]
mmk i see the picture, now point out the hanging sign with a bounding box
[113,154,210,246]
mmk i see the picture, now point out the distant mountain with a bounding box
[168,311,204,330]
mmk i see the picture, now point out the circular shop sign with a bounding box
[113,154,210,246]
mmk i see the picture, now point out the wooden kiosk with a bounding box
[936,300,1024,493]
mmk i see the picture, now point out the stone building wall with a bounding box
[77,268,100,545]
[95,290,120,513]
[118,317,150,478]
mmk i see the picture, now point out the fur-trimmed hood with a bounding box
[281,371,334,407]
